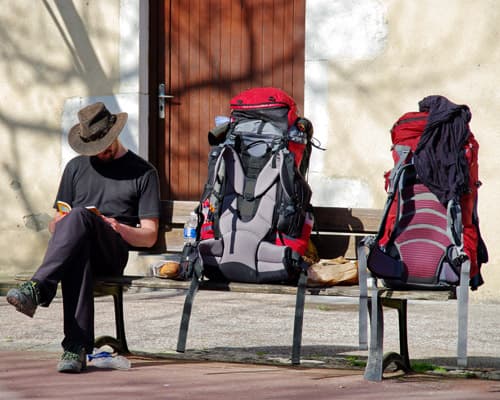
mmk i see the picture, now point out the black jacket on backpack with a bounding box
[414,95,471,204]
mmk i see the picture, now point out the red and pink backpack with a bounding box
[368,105,488,290]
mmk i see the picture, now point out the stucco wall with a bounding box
[0,0,498,301]
[305,0,499,301]
[0,1,123,276]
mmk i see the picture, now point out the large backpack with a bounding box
[367,97,488,290]
[188,87,316,284]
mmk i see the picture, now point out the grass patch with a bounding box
[346,356,367,368]
[410,361,447,374]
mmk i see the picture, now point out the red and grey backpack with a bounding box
[190,87,319,284]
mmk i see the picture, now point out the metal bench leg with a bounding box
[111,286,130,354]
[291,270,307,365]
[357,241,369,350]
[176,274,200,352]
[457,259,470,368]
[364,286,384,381]
[93,284,130,354]
[381,298,411,373]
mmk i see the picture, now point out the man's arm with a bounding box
[102,216,159,248]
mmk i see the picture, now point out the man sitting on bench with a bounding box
[6,102,161,373]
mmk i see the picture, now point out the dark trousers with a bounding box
[32,207,129,353]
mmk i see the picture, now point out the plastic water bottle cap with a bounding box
[215,115,230,126]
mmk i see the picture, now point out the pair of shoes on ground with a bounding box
[7,281,87,373]
[6,280,40,318]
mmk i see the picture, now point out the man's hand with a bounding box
[101,216,159,248]
[48,212,67,234]
[100,215,121,233]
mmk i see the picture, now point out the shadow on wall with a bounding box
[0,0,306,269]
[0,1,123,267]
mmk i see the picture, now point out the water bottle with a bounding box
[183,211,198,245]
[88,350,131,370]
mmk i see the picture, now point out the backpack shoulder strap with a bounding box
[374,145,412,242]
[387,145,412,194]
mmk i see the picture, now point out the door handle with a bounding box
[158,83,174,119]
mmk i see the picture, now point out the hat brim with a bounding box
[68,112,128,156]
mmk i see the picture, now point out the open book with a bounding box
[56,201,101,216]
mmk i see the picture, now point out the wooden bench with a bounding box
[93,201,379,361]
[17,200,470,381]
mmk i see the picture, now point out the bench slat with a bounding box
[95,275,453,301]
[96,276,359,296]
[161,200,198,226]
[157,201,383,255]
[312,207,382,234]
[160,201,383,232]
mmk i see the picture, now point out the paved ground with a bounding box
[1,288,500,399]
[3,350,500,400]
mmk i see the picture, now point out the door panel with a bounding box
[150,0,305,200]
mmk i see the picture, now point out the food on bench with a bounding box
[307,257,358,286]
[159,262,180,277]
[152,261,180,278]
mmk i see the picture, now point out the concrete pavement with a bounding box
[2,350,500,400]
[1,287,500,399]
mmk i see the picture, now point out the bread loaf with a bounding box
[158,261,180,278]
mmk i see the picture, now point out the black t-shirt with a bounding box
[54,151,161,227]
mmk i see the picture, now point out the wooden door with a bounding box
[149,0,305,200]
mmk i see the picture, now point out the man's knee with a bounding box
[58,207,98,231]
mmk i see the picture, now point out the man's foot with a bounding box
[6,281,40,318]
[57,348,87,373]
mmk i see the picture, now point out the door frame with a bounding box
[137,0,152,161]
[146,0,165,169]
[118,0,152,162]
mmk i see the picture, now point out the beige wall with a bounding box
[305,0,499,301]
[0,0,498,301]
[0,1,122,277]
